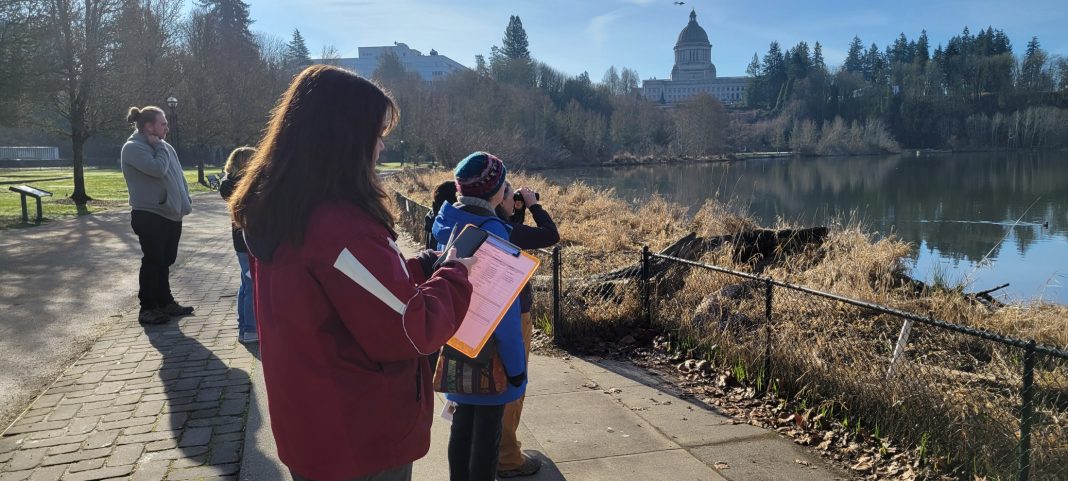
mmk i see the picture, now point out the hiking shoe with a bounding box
[138,309,170,325]
[161,302,194,316]
[497,455,542,478]
[239,331,259,343]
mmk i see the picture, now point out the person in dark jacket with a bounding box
[424,180,458,250]
[494,182,558,478]
[227,65,476,481]
[219,146,257,343]
[432,152,526,481]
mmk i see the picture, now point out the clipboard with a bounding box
[443,225,540,359]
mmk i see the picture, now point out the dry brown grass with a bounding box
[387,168,1068,479]
[388,168,1067,347]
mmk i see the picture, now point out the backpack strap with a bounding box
[477,217,509,232]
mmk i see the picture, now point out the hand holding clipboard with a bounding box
[433,225,486,271]
[435,224,540,358]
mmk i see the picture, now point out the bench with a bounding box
[8,185,52,223]
[207,174,221,191]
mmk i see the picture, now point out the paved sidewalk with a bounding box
[411,355,847,481]
[2,196,848,480]
[0,197,256,481]
[0,194,230,430]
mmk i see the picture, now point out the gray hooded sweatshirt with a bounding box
[120,132,192,222]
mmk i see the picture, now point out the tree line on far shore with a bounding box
[745,28,1068,151]
[366,15,904,169]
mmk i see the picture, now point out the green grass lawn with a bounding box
[0,166,214,229]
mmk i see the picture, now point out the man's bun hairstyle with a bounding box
[127,106,164,131]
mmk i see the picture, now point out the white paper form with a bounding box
[447,233,540,358]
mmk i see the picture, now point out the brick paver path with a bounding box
[1,204,255,481]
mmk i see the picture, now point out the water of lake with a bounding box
[540,151,1068,304]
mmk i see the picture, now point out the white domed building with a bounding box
[641,10,748,106]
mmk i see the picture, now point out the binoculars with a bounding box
[514,191,540,202]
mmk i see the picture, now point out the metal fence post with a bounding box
[552,246,562,345]
[1018,340,1037,481]
[763,278,773,392]
[641,246,651,327]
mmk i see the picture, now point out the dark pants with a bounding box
[448,403,506,481]
[131,210,182,311]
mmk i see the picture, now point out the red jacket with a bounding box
[249,201,471,481]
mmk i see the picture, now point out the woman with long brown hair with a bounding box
[228,64,475,481]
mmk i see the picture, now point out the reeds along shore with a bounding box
[388,168,1066,347]
[388,168,1068,478]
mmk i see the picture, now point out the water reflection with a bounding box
[542,151,1068,303]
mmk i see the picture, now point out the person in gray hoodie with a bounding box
[120,106,194,325]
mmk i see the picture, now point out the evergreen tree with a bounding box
[490,15,534,86]
[1020,36,1050,92]
[787,41,811,79]
[284,29,311,69]
[475,54,489,77]
[890,33,912,64]
[844,36,865,73]
[811,42,827,74]
[992,29,1011,55]
[975,27,993,56]
[959,26,972,54]
[198,0,254,45]
[915,30,930,65]
[762,42,787,109]
[501,15,531,60]
[863,43,885,81]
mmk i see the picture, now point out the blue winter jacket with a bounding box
[432,202,527,405]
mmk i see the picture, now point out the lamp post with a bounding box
[399,140,405,166]
[166,96,199,185]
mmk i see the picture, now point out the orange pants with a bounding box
[497,311,533,470]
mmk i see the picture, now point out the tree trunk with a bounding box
[70,126,91,206]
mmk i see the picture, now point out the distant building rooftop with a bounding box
[319,42,469,82]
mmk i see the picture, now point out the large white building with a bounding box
[333,43,469,82]
[641,10,748,106]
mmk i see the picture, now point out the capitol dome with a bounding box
[676,10,709,45]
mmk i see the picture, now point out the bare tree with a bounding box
[319,44,340,66]
[673,94,728,156]
[41,0,123,206]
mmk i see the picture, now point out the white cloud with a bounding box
[587,10,626,49]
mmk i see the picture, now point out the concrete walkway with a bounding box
[1,195,848,480]
[408,355,846,481]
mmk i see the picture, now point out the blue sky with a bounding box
[245,0,1068,80]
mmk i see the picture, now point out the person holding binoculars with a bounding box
[494,182,559,478]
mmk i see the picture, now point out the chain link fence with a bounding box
[642,252,1068,481]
